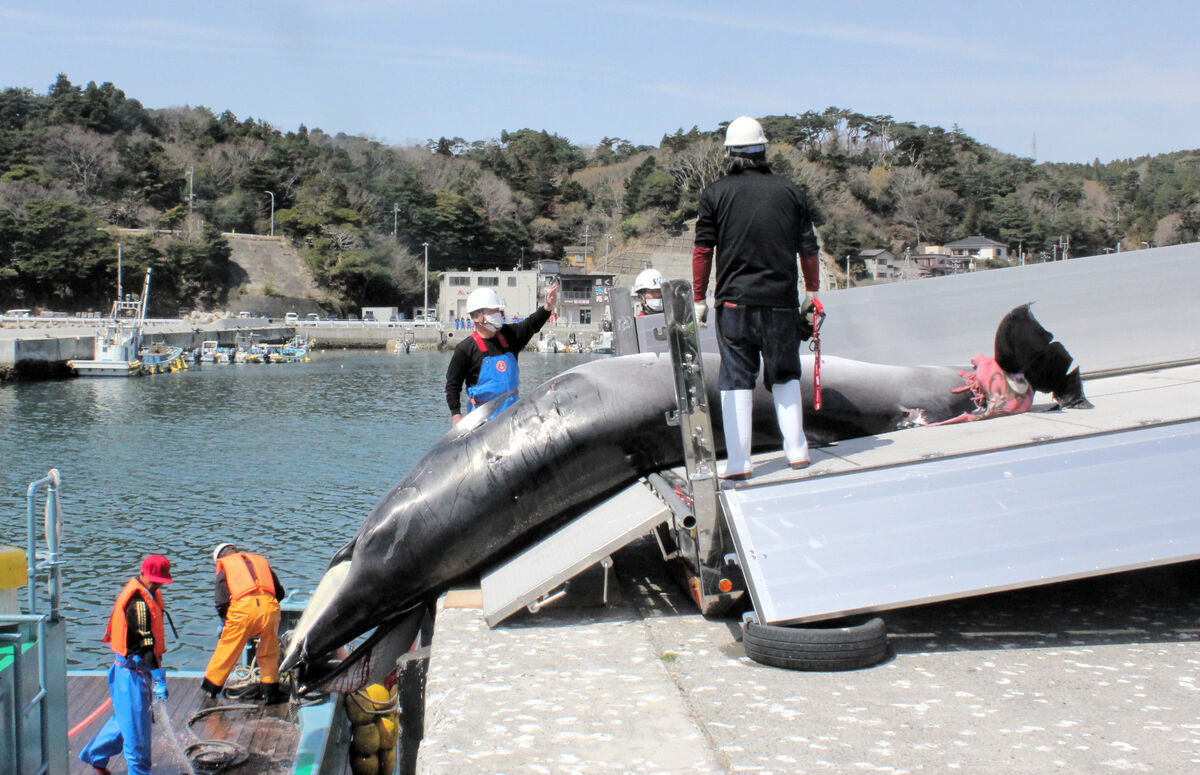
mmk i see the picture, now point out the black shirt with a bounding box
[124,596,160,669]
[444,307,551,415]
[694,168,821,307]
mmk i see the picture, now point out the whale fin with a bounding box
[994,303,1092,409]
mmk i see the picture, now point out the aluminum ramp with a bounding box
[722,364,1200,625]
[481,483,670,627]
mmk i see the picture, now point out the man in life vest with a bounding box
[444,282,558,426]
[200,543,288,704]
[631,268,666,316]
[79,555,174,775]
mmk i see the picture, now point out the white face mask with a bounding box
[643,297,664,313]
[483,312,504,330]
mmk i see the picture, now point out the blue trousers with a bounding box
[78,655,152,775]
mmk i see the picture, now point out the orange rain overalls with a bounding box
[203,552,281,687]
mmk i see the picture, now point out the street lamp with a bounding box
[422,242,430,324]
[264,191,275,237]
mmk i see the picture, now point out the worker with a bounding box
[692,115,823,480]
[78,555,174,775]
[445,282,558,425]
[631,268,666,316]
[200,543,287,704]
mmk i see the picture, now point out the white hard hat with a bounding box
[725,116,767,149]
[631,268,665,294]
[212,543,236,563]
[465,288,504,315]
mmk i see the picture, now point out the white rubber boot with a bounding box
[720,389,754,479]
[773,380,810,469]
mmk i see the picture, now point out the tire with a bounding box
[741,612,889,671]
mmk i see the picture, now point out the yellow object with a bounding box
[203,593,281,686]
[348,751,379,775]
[345,694,373,725]
[364,683,393,705]
[0,546,26,589]
[377,715,398,750]
[351,721,380,755]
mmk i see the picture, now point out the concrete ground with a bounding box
[418,537,1200,774]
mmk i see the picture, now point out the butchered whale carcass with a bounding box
[281,305,1088,689]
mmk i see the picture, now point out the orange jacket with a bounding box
[103,577,166,660]
[217,552,276,601]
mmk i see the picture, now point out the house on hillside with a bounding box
[941,236,1009,262]
[857,249,898,281]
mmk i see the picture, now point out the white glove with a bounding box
[694,302,708,326]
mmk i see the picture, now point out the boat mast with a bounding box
[138,268,152,324]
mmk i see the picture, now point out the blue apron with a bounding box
[466,331,520,420]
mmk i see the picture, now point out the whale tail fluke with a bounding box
[995,304,1093,409]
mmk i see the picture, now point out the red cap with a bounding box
[141,555,174,584]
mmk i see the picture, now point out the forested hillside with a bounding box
[2,76,1198,314]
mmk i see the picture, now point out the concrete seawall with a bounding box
[1,320,607,381]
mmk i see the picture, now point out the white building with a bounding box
[439,268,541,324]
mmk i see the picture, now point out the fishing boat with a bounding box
[200,340,234,364]
[67,269,158,377]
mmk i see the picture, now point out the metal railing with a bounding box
[0,469,64,775]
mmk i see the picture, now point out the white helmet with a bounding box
[465,288,504,315]
[212,543,236,563]
[724,116,767,149]
[631,268,664,294]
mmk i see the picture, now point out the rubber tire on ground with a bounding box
[741,612,889,671]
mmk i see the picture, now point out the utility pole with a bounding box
[582,225,590,269]
[422,242,430,323]
[187,167,194,219]
[845,254,851,288]
[605,234,612,273]
[264,191,275,237]
[393,203,400,242]
[117,242,122,300]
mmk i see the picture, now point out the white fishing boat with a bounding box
[67,269,153,377]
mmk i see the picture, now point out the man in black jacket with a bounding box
[445,283,558,425]
[692,116,823,480]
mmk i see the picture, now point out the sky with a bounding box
[2,1,1197,164]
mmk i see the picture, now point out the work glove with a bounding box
[694,302,708,326]
[798,293,819,341]
[151,668,168,702]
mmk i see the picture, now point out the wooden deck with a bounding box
[66,672,302,774]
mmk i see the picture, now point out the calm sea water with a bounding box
[1,348,600,669]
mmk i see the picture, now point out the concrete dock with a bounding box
[418,537,1200,774]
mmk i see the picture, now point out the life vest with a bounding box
[466,331,520,418]
[103,577,166,660]
[217,552,276,601]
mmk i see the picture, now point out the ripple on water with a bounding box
[3,349,601,668]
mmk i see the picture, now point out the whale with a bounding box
[281,306,1087,688]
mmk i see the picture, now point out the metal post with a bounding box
[393,202,400,241]
[845,254,851,288]
[117,242,122,302]
[422,242,430,323]
[264,191,275,237]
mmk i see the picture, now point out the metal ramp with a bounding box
[726,420,1200,625]
[723,363,1200,625]
[480,483,670,627]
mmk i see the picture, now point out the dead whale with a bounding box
[281,305,1086,688]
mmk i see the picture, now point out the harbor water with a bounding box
[1,349,600,669]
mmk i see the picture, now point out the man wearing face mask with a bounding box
[631,268,665,316]
[445,283,558,426]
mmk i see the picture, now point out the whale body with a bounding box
[282,306,1085,684]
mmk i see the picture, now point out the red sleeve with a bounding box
[692,245,714,302]
[799,253,820,293]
